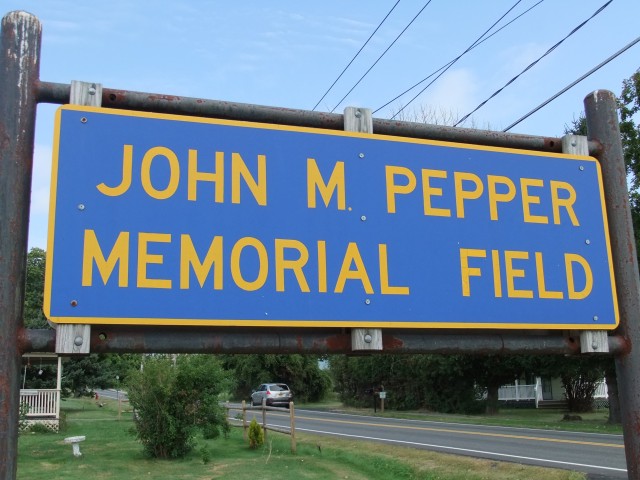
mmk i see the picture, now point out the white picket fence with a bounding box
[20,389,60,417]
[498,378,608,408]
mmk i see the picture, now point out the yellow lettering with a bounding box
[334,243,374,294]
[141,147,180,200]
[379,244,409,295]
[317,240,327,293]
[505,250,533,298]
[275,239,310,292]
[487,175,516,221]
[307,158,346,210]
[491,249,502,297]
[188,150,224,202]
[82,230,129,287]
[454,172,483,219]
[565,253,593,300]
[137,232,172,289]
[180,235,223,289]
[232,152,267,206]
[535,252,563,299]
[230,237,268,291]
[97,145,133,197]
[386,166,416,213]
[460,248,486,296]
[521,178,548,224]
[551,180,579,226]
[421,169,451,217]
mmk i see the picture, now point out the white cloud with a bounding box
[420,68,478,116]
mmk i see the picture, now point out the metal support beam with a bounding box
[20,326,630,355]
[35,81,603,155]
[561,134,610,354]
[585,90,640,480]
[0,11,42,480]
[344,106,382,352]
[54,80,102,355]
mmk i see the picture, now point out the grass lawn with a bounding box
[18,397,589,480]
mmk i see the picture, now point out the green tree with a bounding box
[467,355,540,415]
[127,354,230,458]
[221,354,330,403]
[62,354,118,397]
[538,356,606,413]
[619,69,640,193]
[24,247,49,328]
[329,354,483,414]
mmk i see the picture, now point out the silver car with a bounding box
[251,383,293,407]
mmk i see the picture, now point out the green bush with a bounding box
[248,418,264,449]
[18,403,30,432]
[126,355,230,458]
[29,423,53,434]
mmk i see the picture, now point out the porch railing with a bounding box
[498,378,609,405]
[19,389,60,417]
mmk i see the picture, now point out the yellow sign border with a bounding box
[44,105,619,329]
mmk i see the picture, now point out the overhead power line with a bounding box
[390,0,525,120]
[375,0,543,115]
[503,35,640,132]
[329,0,435,113]
[312,1,401,111]
[454,0,613,127]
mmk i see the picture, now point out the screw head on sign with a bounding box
[364,334,372,343]
[579,165,585,171]
[359,153,365,158]
[78,204,85,211]
[593,316,599,321]
[585,239,591,245]
[74,336,83,346]
[361,216,367,221]
[80,117,87,123]
[365,299,371,305]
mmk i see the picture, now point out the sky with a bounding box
[2,0,638,250]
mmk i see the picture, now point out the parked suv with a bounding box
[251,383,293,407]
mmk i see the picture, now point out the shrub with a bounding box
[18,403,30,432]
[126,355,230,459]
[248,418,264,449]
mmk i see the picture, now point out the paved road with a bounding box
[95,389,128,402]
[236,407,626,478]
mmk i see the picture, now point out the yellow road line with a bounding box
[286,414,623,449]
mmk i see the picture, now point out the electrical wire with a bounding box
[503,35,640,132]
[374,0,543,115]
[312,1,401,111]
[329,0,434,113]
[390,0,525,120]
[454,0,613,127]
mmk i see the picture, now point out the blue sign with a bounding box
[44,105,618,329]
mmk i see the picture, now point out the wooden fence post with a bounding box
[290,402,296,454]
[241,400,247,441]
[262,398,267,440]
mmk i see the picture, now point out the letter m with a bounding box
[307,158,346,210]
[82,230,130,286]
